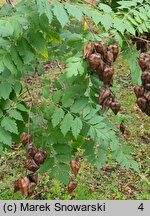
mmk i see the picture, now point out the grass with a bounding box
[0,56,149,200]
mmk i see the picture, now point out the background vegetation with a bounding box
[0,0,149,199]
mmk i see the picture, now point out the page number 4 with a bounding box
[138,203,144,211]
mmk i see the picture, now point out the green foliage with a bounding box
[0,0,149,184]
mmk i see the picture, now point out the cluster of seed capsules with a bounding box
[83,41,121,114]
[14,133,47,196]
[134,53,150,116]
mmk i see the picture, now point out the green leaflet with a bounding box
[96,146,107,170]
[91,11,102,25]
[17,104,27,112]
[53,144,71,155]
[36,0,52,23]
[9,110,23,121]
[52,90,62,103]
[10,46,23,71]
[51,108,65,128]
[82,140,95,163]
[0,21,14,37]
[98,3,113,13]
[60,113,74,136]
[113,18,125,34]
[71,117,83,139]
[17,38,35,64]
[27,30,47,52]
[65,61,84,77]
[1,117,18,134]
[51,163,70,185]
[39,157,55,173]
[100,14,113,31]
[128,50,142,85]
[123,20,135,35]
[0,109,3,118]
[0,126,12,146]
[0,83,12,100]
[64,3,83,21]
[3,53,17,75]
[53,2,69,28]
[70,98,88,114]
[117,1,137,9]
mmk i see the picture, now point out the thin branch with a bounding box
[131,35,150,43]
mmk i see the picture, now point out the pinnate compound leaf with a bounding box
[71,117,83,139]
[51,108,65,127]
[1,117,18,134]
[60,113,74,136]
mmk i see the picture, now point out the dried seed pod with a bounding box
[102,66,114,86]
[15,176,30,196]
[110,101,121,115]
[145,104,150,116]
[145,92,150,101]
[138,53,150,71]
[27,172,38,184]
[28,182,36,196]
[107,44,119,61]
[70,160,81,176]
[141,71,150,87]
[145,83,150,91]
[104,51,114,66]
[134,85,145,98]
[26,159,39,172]
[137,97,147,112]
[27,143,38,158]
[94,42,105,57]
[102,97,113,112]
[120,121,125,135]
[96,59,104,80]
[109,91,115,101]
[68,180,78,193]
[34,149,46,165]
[83,42,94,59]
[21,132,32,145]
[88,53,102,70]
[98,88,111,105]
[40,148,47,160]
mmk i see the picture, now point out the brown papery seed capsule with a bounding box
[83,42,94,59]
[68,180,78,193]
[34,151,45,165]
[110,101,121,115]
[134,86,145,98]
[27,143,38,158]
[108,44,119,61]
[26,159,39,172]
[137,97,147,112]
[88,53,102,70]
